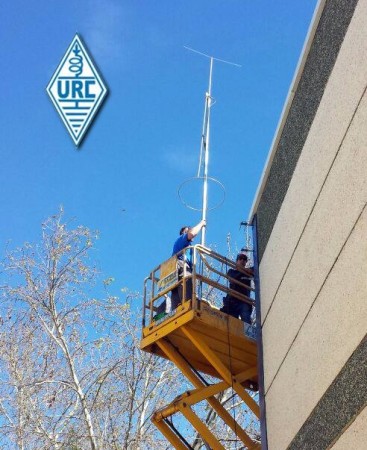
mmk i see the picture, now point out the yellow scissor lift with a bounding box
[140,245,260,449]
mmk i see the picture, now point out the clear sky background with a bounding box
[0,0,318,298]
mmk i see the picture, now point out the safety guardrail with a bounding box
[142,245,255,328]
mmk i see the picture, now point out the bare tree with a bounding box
[0,211,97,448]
[0,210,184,449]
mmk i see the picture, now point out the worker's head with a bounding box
[236,252,248,264]
[179,226,190,235]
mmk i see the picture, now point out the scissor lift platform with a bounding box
[141,300,258,386]
[140,245,260,449]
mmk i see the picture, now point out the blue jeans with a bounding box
[221,297,252,324]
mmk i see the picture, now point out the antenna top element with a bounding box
[183,46,242,67]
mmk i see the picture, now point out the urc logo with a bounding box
[47,34,108,146]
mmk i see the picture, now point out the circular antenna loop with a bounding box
[178,176,226,211]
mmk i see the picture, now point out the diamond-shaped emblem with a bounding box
[47,34,108,146]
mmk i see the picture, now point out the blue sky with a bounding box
[0,0,317,297]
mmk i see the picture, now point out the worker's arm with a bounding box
[244,267,254,276]
[231,266,254,277]
[187,219,206,240]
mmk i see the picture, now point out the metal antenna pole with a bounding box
[201,57,213,247]
[183,46,241,246]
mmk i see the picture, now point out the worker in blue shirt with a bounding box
[171,219,206,310]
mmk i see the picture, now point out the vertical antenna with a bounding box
[184,47,241,247]
[200,57,213,246]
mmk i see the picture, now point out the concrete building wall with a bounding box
[251,0,367,448]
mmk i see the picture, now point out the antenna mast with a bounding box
[199,57,213,246]
[185,47,241,247]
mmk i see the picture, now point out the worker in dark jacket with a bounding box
[221,251,254,323]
